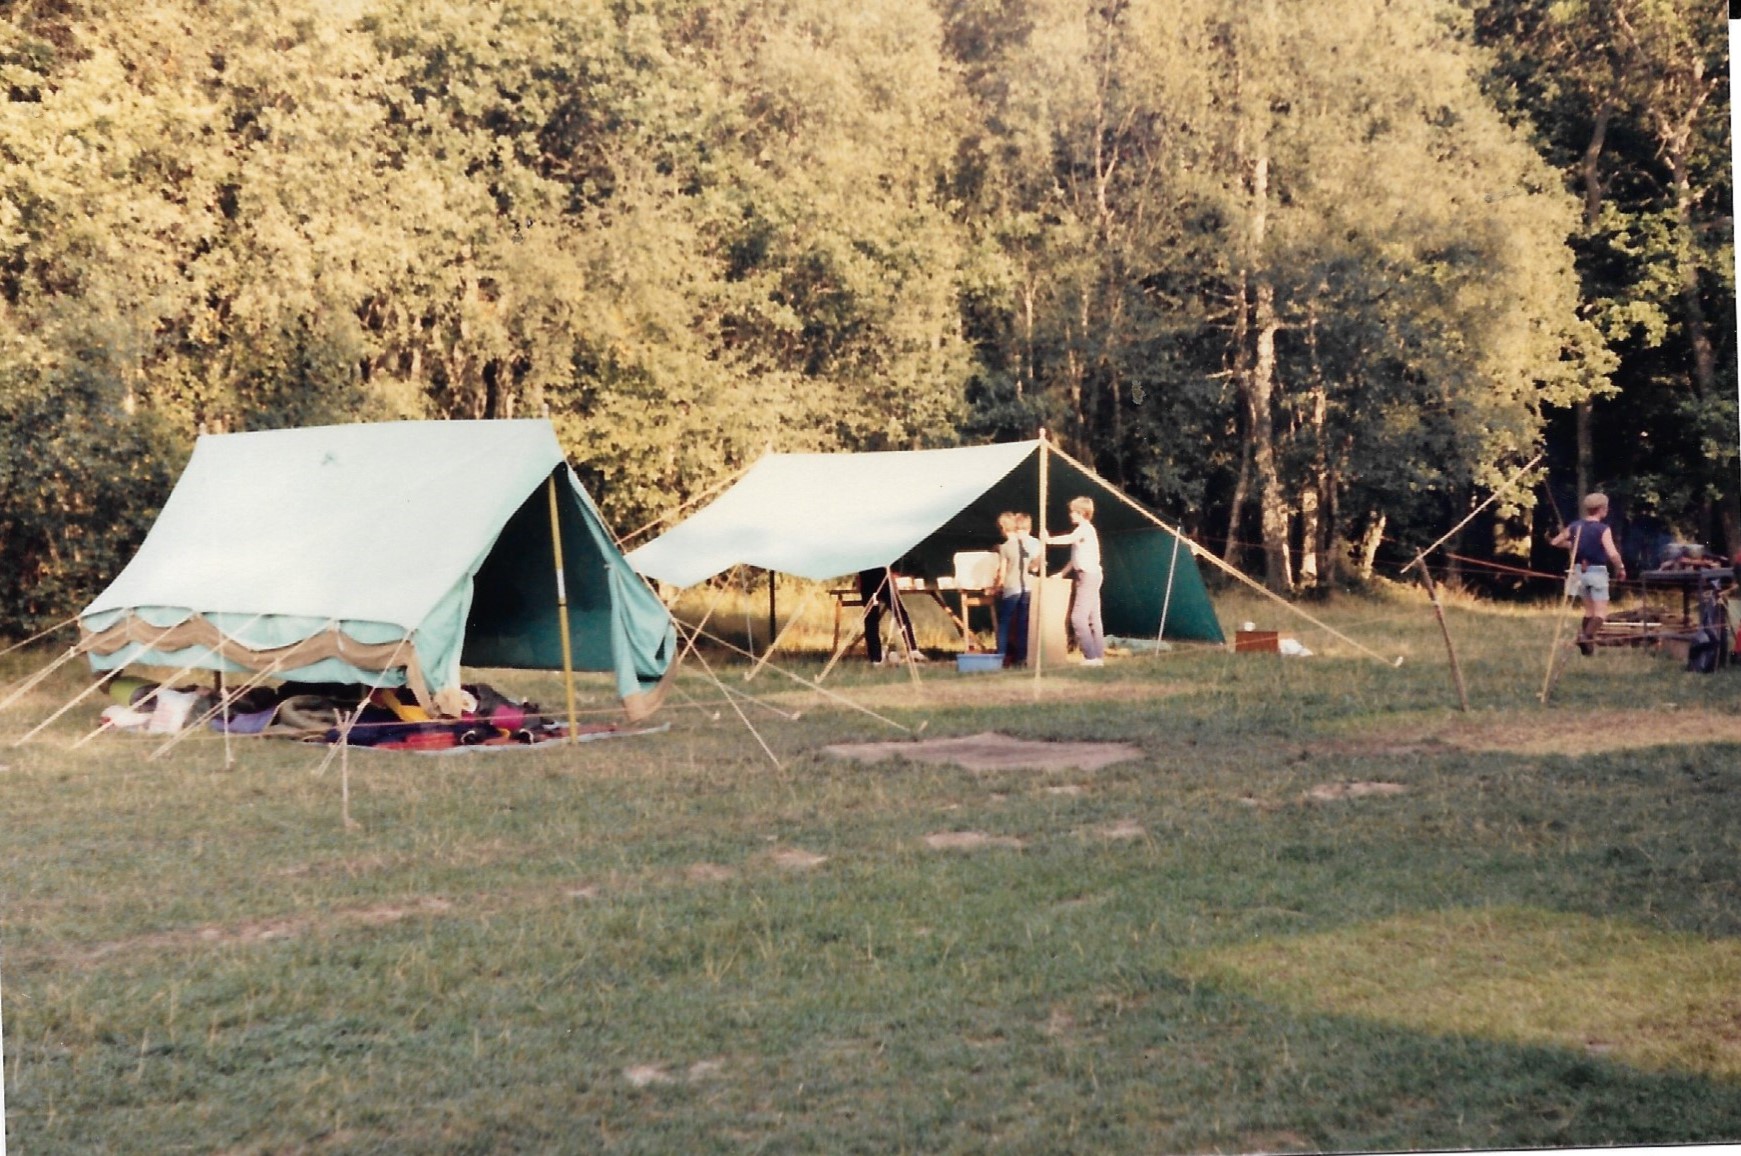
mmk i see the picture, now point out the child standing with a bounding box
[1044,497,1106,666]
[993,511,1042,666]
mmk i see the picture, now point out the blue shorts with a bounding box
[1578,565,1611,601]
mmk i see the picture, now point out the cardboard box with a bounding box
[1235,630,1279,653]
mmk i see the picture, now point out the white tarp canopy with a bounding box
[625,440,1227,644]
[626,441,1038,588]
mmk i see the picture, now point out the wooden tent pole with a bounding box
[1539,526,1584,704]
[1156,531,1182,649]
[1417,564,1470,712]
[1403,453,1544,576]
[547,474,579,742]
[1034,431,1049,695]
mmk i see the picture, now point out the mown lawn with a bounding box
[4,586,1741,1152]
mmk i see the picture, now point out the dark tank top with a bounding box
[1572,518,1609,568]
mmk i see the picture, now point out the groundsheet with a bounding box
[821,731,1142,772]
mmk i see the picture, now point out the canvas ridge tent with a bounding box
[625,438,1225,647]
[75,420,675,723]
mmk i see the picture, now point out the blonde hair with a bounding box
[1582,492,1609,517]
[1069,496,1095,521]
[997,511,1016,533]
[1015,512,1032,532]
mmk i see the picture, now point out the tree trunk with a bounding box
[1250,273,1292,594]
[1355,513,1385,582]
[1223,272,1252,570]
[1247,144,1291,594]
[1573,101,1611,501]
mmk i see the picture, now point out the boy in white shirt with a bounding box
[1044,497,1106,665]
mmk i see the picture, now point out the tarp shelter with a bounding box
[626,440,1224,644]
[79,420,676,720]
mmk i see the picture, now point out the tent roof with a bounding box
[84,420,566,629]
[627,441,1038,587]
[80,420,677,713]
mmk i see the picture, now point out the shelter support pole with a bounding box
[547,475,579,743]
[1034,431,1049,695]
[768,570,777,660]
[1403,453,1544,575]
[1539,528,1584,705]
[1156,531,1182,648]
[1416,564,1470,712]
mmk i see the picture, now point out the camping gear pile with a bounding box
[100,676,574,750]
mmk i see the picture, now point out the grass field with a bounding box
[4,582,1741,1153]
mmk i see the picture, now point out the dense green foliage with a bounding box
[0,0,1731,626]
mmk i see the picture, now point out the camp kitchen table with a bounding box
[829,578,996,653]
[1612,565,1736,663]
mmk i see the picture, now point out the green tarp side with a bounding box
[628,442,1224,645]
[80,420,675,711]
[461,465,677,705]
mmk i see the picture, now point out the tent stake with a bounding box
[547,474,579,743]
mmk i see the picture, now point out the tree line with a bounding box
[0,0,1730,630]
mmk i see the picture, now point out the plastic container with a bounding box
[956,652,1004,673]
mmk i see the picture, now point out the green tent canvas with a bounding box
[627,440,1224,644]
[80,420,675,719]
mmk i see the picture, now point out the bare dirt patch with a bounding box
[1446,709,1741,756]
[1332,708,1741,758]
[623,1065,673,1088]
[1094,819,1146,840]
[923,830,1025,851]
[824,731,1142,773]
[75,896,458,963]
[1303,781,1408,803]
[769,848,829,870]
